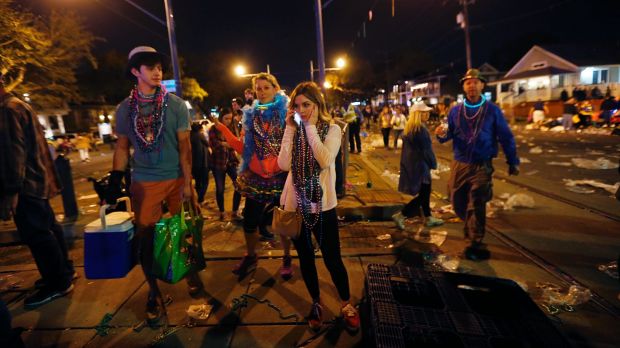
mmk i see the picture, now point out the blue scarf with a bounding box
[240,92,289,172]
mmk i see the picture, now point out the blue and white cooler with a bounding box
[84,197,135,279]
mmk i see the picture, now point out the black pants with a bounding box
[213,166,241,213]
[381,128,391,147]
[348,122,361,153]
[402,183,432,217]
[13,195,72,290]
[192,166,209,203]
[292,208,350,302]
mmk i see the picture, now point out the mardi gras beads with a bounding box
[128,85,168,153]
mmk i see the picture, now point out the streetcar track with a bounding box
[359,152,620,318]
[435,154,620,223]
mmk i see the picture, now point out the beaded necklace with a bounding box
[252,110,284,159]
[457,100,489,162]
[292,121,330,248]
[128,85,168,152]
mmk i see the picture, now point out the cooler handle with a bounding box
[99,204,110,230]
[116,196,132,214]
[98,197,133,230]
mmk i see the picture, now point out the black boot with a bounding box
[464,242,490,261]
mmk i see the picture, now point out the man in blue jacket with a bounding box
[435,69,519,260]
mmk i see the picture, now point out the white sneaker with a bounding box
[391,212,405,230]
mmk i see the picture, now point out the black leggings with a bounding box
[243,196,277,234]
[402,183,432,217]
[292,208,350,302]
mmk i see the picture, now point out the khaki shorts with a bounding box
[130,177,185,230]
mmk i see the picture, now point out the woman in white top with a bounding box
[390,108,407,149]
[278,82,360,332]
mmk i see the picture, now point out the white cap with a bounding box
[128,46,158,60]
[411,101,432,112]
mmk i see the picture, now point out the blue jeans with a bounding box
[213,166,241,213]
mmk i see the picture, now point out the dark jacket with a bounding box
[0,93,61,199]
[190,129,210,169]
[398,126,437,196]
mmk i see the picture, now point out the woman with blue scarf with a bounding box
[213,73,293,279]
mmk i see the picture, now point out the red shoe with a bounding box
[341,303,360,331]
[232,254,258,275]
[279,255,293,280]
[307,302,323,331]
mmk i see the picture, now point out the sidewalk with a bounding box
[1,135,619,347]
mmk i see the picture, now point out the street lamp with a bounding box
[233,63,271,78]
[234,65,247,77]
[323,81,333,89]
[310,56,346,82]
[336,57,346,69]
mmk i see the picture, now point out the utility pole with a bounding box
[460,0,473,69]
[163,0,183,97]
[314,0,326,89]
[310,60,314,81]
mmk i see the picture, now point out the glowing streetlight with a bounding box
[234,65,247,77]
[336,57,346,69]
[323,81,333,89]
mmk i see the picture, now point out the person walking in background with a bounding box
[190,123,210,205]
[213,73,292,278]
[0,72,76,310]
[75,133,91,162]
[208,108,242,221]
[278,81,360,332]
[344,104,362,154]
[362,104,374,131]
[392,101,444,230]
[379,105,392,148]
[105,46,202,324]
[390,107,407,149]
[435,69,519,261]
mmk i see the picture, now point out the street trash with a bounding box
[550,125,565,132]
[498,193,511,200]
[572,157,619,170]
[436,254,460,272]
[547,161,572,167]
[563,179,620,194]
[186,304,212,320]
[381,169,400,185]
[529,146,543,154]
[597,260,619,280]
[519,157,531,163]
[376,234,392,241]
[438,204,455,215]
[0,274,23,291]
[525,170,539,176]
[504,193,535,210]
[565,186,595,194]
[94,313,114,337]
[486,199,505,218]
[538,283,592,307]
[412,229,447,247]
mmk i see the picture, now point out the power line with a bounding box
[93,0,167,42]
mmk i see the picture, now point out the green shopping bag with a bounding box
[153,203,206,283]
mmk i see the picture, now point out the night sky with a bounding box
[21,0,620,88]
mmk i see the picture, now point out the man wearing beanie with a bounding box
[106,46,202,325]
